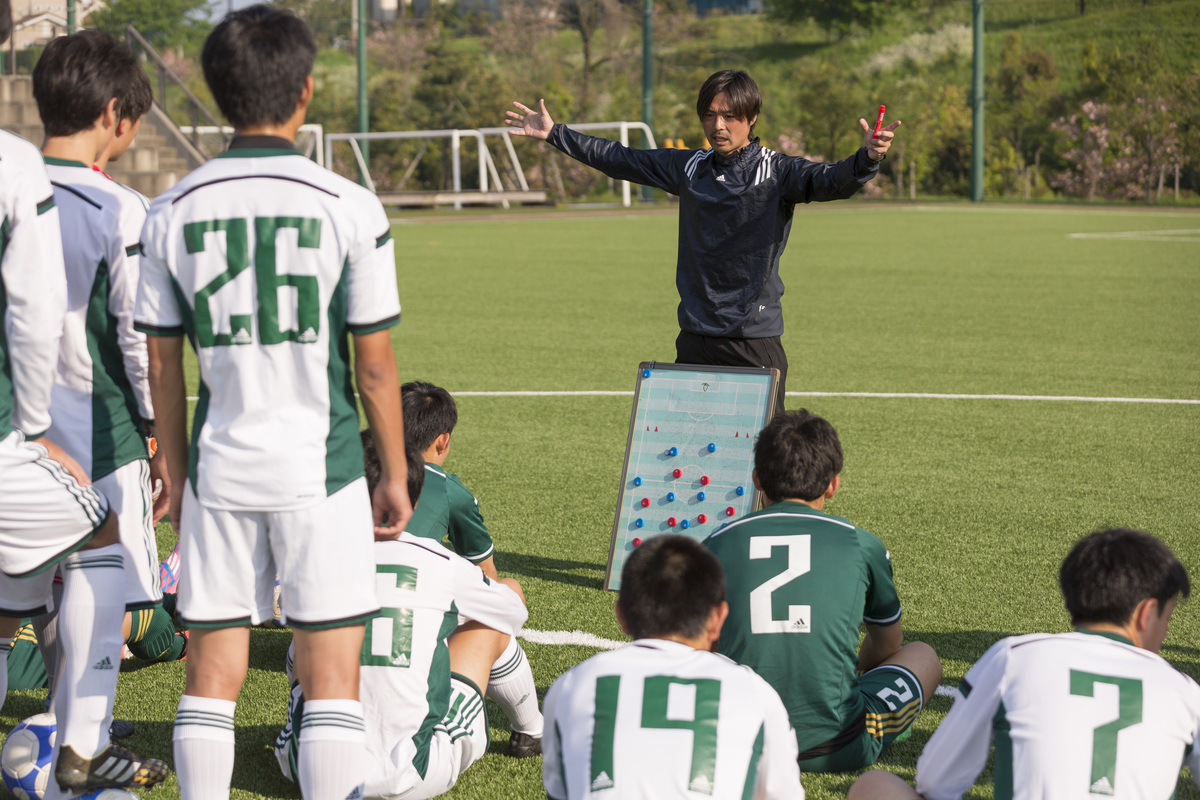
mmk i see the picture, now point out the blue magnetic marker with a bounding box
[633,476,642,486]
[680,519,690,529]
[667,492,676,502]
[642,369,651,378]
[736,486,745,496]
[635,518,644,528]
[708,442,717,452]
[697,492,706,501]
[667,447,678,456]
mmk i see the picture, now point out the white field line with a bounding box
[182,390,1199,404]
[1068,228,1200,243]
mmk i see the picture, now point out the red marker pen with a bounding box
[872,105,886,139]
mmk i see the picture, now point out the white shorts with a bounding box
[95,459,161,609]
[178,477,378,629]
[0,432,108,599]
[275,675,489,800]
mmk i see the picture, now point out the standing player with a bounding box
[276,434,529,799]
[543,535,803,799]
[505,70,899,413]
[135,7,411,800]
[401,380,544,756]
[704,410,942,772]
[33,28,165,690]
[850,528,1200,800]
[0,1,167,789]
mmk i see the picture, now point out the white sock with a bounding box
[55,546,125,757]
[174,695,236,800]
[0,637,11,705]
[298,699,366,800]
[488,638,542,737]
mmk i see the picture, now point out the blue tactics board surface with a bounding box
[605,362,780,591]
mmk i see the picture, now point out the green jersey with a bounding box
[704,501,901,753]
[407,464,494,564]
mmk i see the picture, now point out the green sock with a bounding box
[127,604,186,662]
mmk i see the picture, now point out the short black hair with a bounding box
[201,4,316,130]
[401,381,458,453]
[1,0,13,47]
[117,58,153,125]
[1060,528,1190,628]
[32,31,143,137]
[361,429,424,504]
[617,535,726,641]
[753,410,843,503]
[696,70,762,129]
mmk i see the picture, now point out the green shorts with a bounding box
[798,664,925,773]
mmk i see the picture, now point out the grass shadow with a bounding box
[500,552,607,590]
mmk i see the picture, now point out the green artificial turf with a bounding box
[3,201,1197,799]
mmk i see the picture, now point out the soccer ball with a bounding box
[78,789,141,800]
[1,713,57,800]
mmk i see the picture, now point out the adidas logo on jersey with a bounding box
[231,328,253,345]
[93,656,114,670]
[1090,777,1114,796]
[716,174,726,182]
[392,653,410,667]
[689,775,713,793]
[344,786,363,800]
[298,327,318,343]
[591,772,614,791]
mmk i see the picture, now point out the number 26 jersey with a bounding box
[135,146,400,511]
[916,630,1200,800]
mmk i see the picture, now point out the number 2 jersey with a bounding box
[915,630,1200,800]
[703,502,901,753]
[543,639,803,800]
[135,144,400,510]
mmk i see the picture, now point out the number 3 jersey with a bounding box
[542,639,803,800]
[915,630,1200,800]
[703,502,901,753]
[135,145,400,510]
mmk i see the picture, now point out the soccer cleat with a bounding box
[54,742,170,792]
[507,731,542,759]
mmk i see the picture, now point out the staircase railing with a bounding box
[123,25,227,157]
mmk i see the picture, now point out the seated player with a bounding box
[0,3,167,787]
[401,380,543,755]
[275,432,529,799]
[543,534,803,799]
[704,410,942,773]
[849,527,1200,800]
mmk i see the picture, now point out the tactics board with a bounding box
[604,362,780,591]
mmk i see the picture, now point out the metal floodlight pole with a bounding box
[357,0,370,185]
[67,0,76,33]
[640,0,653,203]
[970,0,984,202]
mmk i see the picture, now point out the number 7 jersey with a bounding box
[915,630,1200,800]
[135,147,400,510]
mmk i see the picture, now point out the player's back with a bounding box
[917,631,1200,800]
[138,149,399,510]
[704,502,900,750]
[543,639,802,800]
[44,162,146,478]
[408,463,495,563]
[361,532,525,798]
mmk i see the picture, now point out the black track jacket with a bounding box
[547,123,880,338]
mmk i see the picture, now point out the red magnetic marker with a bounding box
[872,105,886,139]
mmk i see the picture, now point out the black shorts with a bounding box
[674,331,788,416]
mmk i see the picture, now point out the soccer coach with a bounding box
[506,70,899,414]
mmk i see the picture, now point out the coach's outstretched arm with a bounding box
[505,99,687,193]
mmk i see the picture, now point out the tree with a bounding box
[768,0,914,41]
[793,60,866,161]
[89,0,211,50]
[560,0,626,119]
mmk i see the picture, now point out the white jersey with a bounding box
[916,630,1200,800]
[362,532,527,799]
[0,131,67,440]
[44,159,152,479]
[543,638,803,800]
[135,145,400,510]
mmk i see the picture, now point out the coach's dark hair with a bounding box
[32,31,142,137]
[1060,528,1190,628]
[753,410,843,502]
[401,381,458,453]
[201,4,316,130]
[617,535,726,641]
[361,429,424,504]
[696,70,761,131]
[0,0,12,47]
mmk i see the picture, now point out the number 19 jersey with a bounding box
[135,147,400,510]
[915,630,1200,800]
[543,639,803,800]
